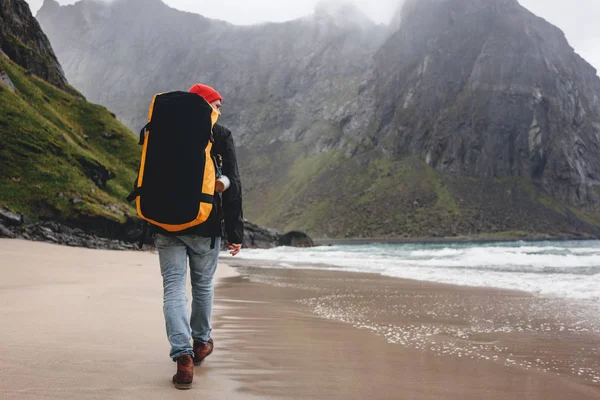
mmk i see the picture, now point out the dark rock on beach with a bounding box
[279,231,315,248]
[236,220,316,249]
[241,221,281,249]
[0,222,16,238]
[0,207,23,226]
[0,207,312,250]
[0,207,137,250]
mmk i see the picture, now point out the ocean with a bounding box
[230,240,600,301]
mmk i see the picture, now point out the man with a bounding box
[154,83,243,390]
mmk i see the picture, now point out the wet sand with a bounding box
[214,263,600,399]
[1,239,599,399]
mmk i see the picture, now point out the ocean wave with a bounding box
[232,240,600,300]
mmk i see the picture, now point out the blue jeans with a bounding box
[155,234,221,360]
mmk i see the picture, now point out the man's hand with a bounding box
[228,243,242,256]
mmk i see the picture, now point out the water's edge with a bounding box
[230,240,600,301]
[315,235,599,246]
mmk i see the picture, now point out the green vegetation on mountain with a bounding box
[0,56,139,232]
[242,146,600,239]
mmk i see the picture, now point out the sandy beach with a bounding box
[1,239,599,399]
[0,240,255,400]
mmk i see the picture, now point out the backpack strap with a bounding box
[126,187,143,203]
[139,122,152,145]
[127,189,211,204]
[128,123,151,201]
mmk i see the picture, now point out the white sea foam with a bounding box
[228,241,600,301]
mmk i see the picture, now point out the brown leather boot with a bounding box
[193,338,214,366]
[172,354,194,390]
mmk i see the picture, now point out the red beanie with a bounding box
[189,83,222,104]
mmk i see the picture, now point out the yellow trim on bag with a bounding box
[203,141,216,195]
[148,94,159,121]
[136,203,213,232]
[137,94,158,188]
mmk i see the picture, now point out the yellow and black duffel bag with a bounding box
[127,91,219,233]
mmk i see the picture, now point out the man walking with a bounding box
[154,83,244,389]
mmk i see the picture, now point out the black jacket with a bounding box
[213,124,244,244]
[154,124,244,243]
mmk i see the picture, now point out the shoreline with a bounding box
[314,234,600,246]
[1,230,597,254]
[216,262,600,398]
[225,240,600,304]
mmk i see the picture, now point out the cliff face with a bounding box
[36,0,600,238]
[37,0,387,152]
[0,0,142,241]
[342,0,600,209]
[0,0,66,89]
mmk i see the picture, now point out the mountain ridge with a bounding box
[339,0,600,206]
[1,0,67,89]
[36,0,600,239]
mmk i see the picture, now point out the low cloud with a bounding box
[519,0,600,71]
[24,0,600,71]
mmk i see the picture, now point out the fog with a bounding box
[26,0,402,24]
[521,0,600,70]
[25,0,600,70]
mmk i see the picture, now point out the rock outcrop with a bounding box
[241,220,281,249]
[279,231,316,248]
[0,207,313,250]
[241,221,316,249]
[0,0,67,89]
[0,207,138,249]
[0,64,15,91]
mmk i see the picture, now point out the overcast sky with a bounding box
[26,0,600,70]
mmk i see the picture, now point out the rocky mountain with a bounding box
[342,0,600,208]
[37,0,387,147]
[37,0,600,239]
[0,0,66,89]
[0,0,142,242]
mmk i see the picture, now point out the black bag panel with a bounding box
[138,92,215,226]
